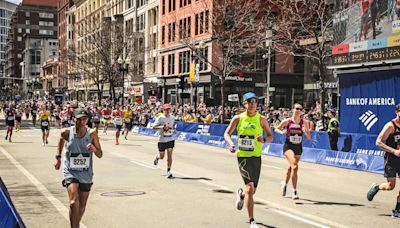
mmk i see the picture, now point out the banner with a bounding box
[0,178,26,228]
[340,70,400,135]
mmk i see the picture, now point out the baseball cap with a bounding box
[243,92,258,102]
[163,103,172,110]
[73,108,88,119]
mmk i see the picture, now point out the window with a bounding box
[168,23,171,42]
[161,26,165,44]
[39,21,54,26]
[39,30,54,35]
[162,0,166,15]
[17,36,22,41]
[168,54,175,75]
[26,12,30,17]
[30,50,41,64]
[136,14,145,31]
[179,50,190,73]
[26,28,30,34]
[205,11,209,32]
[187,17,191,37]
[199,47,208,71]
[26,20,30,25]
[172,22,176,41]
[39,13,54,19]
[161,56,165,75]
[195,14,198,35]
[173,0,176,11]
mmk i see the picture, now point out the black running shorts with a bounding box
[237,156,262,188]
[62,178,93,192]
[384,158,400,178]
[283,142,303,156]
[158,141,175,152]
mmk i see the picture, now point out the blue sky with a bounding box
[8,0,22,5]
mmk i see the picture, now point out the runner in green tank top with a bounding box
[224,92,273,228]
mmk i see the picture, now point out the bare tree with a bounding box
[169,0,267,115]
[68,15,141,105]
[266,0,333,111]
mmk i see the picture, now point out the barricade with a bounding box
[136,121,384,174]
[0,177,26,228]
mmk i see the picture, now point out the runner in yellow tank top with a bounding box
[224,92,273,228]
[38,104,51,146]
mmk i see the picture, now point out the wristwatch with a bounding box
[55,155,62,160]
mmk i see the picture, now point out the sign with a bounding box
[255,83,267,87]
[339,70,400,134]
[226,76,252,82]
[228,94,239,102]
[54,94,63,105]
[126,86,143,95]
[149,96,157,103]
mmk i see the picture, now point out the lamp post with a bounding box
[117,56,130,106]
[192,40,206,113]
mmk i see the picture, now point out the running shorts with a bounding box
[237,156,261,188]
[158,140,175,152]
[283,142,303,156]
[62,178,93,192]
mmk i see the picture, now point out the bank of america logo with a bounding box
[359,111,378,131]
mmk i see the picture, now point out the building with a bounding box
[0,1,17,79]
[5,0,57,98]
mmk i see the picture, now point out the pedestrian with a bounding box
[153,103,176,179]
[327,109,340,151]
[274,103,311,200]
[224,92,273,228]
[367,104,400,218]
[53,108,102,228]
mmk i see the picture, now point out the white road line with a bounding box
[108,149,347,228]
[130,160,157,169]
[273,209,329,228]
[0,146,87,228]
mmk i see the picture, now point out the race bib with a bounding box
[238,135,255,151]
[289,135,302,144]
[124,119,131,123]
[69,154,90,170]
[163,129,175,137]
[41,121,49,127]
[32,110,37,114]
[114,117,123,125]
[7,116,14,121]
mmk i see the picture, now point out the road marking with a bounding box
[263,164,283,170]
[273,209,329,228]
[0,146,87,228]
[130,160,157,169]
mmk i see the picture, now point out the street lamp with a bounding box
[118,56,130,105]
[192,40,206,113]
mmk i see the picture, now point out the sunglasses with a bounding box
[295,107,303,111]
[245,98,258,104]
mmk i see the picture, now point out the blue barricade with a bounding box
[0,178,26,228]
[139,121,385,174]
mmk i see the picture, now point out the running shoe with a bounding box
[292,190,299,200]
[392,209,400,219]
[124,135,128,140]
[42,142,45,146]
[280,181,287,197]
[166,171,173,179]
[236,188,244,210]
[367,183,379,201]
[249,221,259,228]
[153,155,159,166]
[8,138,11,143]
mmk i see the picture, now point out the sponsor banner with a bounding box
[0,178,26,228]
[387,35,400,47]
[349,41,368,52]
[367,38,387,50]
[332,44,350,54]
[340,70,400,134]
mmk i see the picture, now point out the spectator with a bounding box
[327,109,340,151]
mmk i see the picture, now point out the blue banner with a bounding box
[339,70,400,135]
[0,178,26,228]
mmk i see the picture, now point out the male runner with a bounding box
[38,104,51,146]
[123,105,133,140]
[153,103,176,179]
[101,105,112,134]
[367,104,400,218]
[224,92,273,228]
[54,108,103,228]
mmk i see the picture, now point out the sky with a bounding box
[7,0,22,5]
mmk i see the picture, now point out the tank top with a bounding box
[63,126,94,183]
[385,120,400,163]
[236,112,263,158]
[285,118,304,145]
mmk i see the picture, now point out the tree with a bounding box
[171,0,267,115]
[265,0,334,111]
[68,15,142,105]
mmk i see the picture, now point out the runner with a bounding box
[91,106,101,134]
[53,105,61,128]
[38,104,51,146]
[224,92,273,228]
[31,101,38,127]
[4,103,15,142]
[53,108,103,228]
[15,104,23,132]
[367,104,400,218]
[274,103,311,200]
[101,105,112,135]
[111,104,123,145]
[60,106,73,128]
[24,104,30,120]
[123,105,133,140]
[153,103,177,179]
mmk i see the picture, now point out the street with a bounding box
[0,119,399,228]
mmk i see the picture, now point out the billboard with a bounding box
[331,0,400,66]
[339,69,400,135]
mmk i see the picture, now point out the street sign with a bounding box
[228,94,239,102]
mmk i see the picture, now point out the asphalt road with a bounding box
[0,119,399,228]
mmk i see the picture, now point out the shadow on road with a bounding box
[174,176,213,181]
[254,222,276,228]
[299,198,364,207]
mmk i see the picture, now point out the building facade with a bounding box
[0,1,16,79]
[5,0,57,98]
